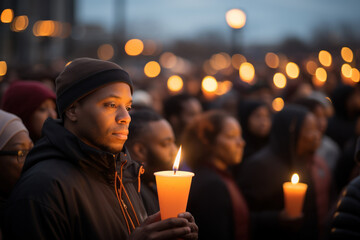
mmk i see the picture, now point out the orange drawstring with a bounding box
[138,165,145,193]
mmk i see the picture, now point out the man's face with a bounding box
[179,98,202,128]
[72,82,132,154]
[144,119,177,171]
[296,113,321,156]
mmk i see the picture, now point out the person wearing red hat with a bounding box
[1,80,57,142]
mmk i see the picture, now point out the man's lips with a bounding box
[112,131,129,140]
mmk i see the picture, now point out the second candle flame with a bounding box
[173,145,182,175]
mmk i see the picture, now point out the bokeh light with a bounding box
[225,9,246,29]
[0,61,7,76]
[265,52,279,69]
[167,75,183,92]
[285,62,299,79]
[351,68,360,83]
[210,52,231,70]
[215,80,233,95]
[341,47,353,63]
[306,60,318,75]
[124,39,144,56]
[239,62,255,83]
[11,15,29,32]
[144,61,161,78]
[231,54,246,69]
[272,97,284,112]
[97,44,114,60]
[341,63,352,78]
[202,76,218,93]
[318,50,332,67]
[1,9,14,23]
[159,52,177,69]
[315,67,327,82]
[273,73,287,88]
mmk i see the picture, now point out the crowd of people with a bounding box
[0,56,360,240]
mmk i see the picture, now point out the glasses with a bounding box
[0,150,30,163]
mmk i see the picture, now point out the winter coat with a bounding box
[1,119,147,240]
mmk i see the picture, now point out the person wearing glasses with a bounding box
[1,58,198,240]
[0,110,33,212]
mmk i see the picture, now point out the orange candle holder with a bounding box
[283,173,308,218]
[154,170,194,220]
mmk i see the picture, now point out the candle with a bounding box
[154,146,194,220]
[283,173,308,218]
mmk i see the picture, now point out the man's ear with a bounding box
[64,103,78,122]
[131,142,147,163]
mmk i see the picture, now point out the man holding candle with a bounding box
[1,58,198,240]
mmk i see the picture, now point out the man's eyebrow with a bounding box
[103,95,133,103]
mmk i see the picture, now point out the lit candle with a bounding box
[282,173,308,218]
[154,146,194,220]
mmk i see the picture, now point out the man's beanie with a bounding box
[0,110,28,150]
[55,58,133,117]
[1,80,56,130]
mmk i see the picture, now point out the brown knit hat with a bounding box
[55,58,133,117]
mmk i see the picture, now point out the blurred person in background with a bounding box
[163,93,202,146]
[1,80,57,142]
[237,105,331,240]
[183,110,249,240]
[126,109,177,215]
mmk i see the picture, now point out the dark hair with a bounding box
[163,94,198,119]
[293,97,324,113]
[181,110,231,169]
[127,109,163,144]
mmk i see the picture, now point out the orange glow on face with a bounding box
[144,61,161,78]
[97,44,114,60]
[318,50,332,67]
[265,52,280,69]
[285,62,300,79]
[225,9,246,29]
[273,73,287,88]
[231,54,247,69]
[167,75,183,92]
[272,97,284,112]
[1,9,14,23]
[306,60,318,75]
[341,64,352,78]
[202,76,218,93]
[0,61,7,76]
[11,15,29,32]
[341,47,353,63]
[239,62,255,83]
[124,39,144,56]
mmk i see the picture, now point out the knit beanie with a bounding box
[55,58,133,117]
[0,110,28,150]
[1,80,56,131]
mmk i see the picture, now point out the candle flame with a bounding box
[291,173,299,184]
[173,145,182,174]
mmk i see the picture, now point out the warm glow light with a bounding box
[167,75,183,92]
[11,15,29,32]
[285,62,300,79]
[272,97,284,112]
[273,73,287,88]
[291,173,299,184]
[142,40,157,56]
[351,68,360,83]
[265,52,280,69]
[341,63,352,78]
[160,52,177,69]
[203,61,217,75]
[231,54,246,69]
[202,76,218,93]
[318,50,332,67]
[173,146,182,172]
[124,39,144,56]
[0,61,7,76]
[210,53,231,70]
[225,9,246,29]
[97,44,114,60]
[215,80,233,96]
[306,60,318,75]
[1,9,14,23]
[341,47,353,63]
[315,67,327,82]
[144,61,161,78]
[239,62,255,83]
[33,20,59,37]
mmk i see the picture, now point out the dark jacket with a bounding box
[187,165,249,240]
[1,119,147,240]
[236,105,330,240]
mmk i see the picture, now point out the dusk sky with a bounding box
[77,0,360,46]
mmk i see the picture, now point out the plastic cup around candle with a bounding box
[283,182,308,218]
[154,170,194,220]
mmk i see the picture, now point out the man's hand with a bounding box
[129,212,198,240]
